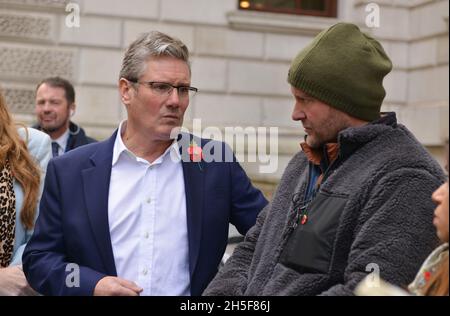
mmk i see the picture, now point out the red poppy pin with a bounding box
[188,141,203,162]
[424,271,432,282]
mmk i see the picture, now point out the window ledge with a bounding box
[227,10,340,35]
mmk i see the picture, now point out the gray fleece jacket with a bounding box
[204,113,446,296]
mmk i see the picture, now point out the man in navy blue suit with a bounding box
[23,31,267,296]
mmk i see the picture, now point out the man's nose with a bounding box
[432,183,446,203]
[42,102,52,112]
[292,106,306,121]
[167,88,181,106]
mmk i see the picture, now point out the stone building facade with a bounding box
[1,0,448,200]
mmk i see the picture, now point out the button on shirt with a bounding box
[108,122,190,296]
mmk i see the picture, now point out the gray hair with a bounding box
[119,31,190,81]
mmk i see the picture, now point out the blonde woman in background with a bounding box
[0,89,51,295]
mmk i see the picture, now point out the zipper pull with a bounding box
[292,213,299,229]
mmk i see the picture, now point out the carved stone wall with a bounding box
[1,86,35,114]
[0,1,68,116]
[0,45,75,81]
[0,12,53,41]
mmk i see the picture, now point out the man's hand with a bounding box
[0,266,38,296]
[94,276,143,296]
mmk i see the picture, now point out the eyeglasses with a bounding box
[128,80,198,100]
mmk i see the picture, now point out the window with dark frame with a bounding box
[238,0,337,17]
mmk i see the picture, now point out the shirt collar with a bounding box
[53,128,70,151]
[112,120,181,166]
[300,142,340,167]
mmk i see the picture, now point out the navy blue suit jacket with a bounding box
[23,132,267,296]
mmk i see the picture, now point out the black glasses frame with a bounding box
[127,79,198,96]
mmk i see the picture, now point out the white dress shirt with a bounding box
[108,121,190,296]
[52,128,70,155]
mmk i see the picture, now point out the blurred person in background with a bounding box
[0,89,51,296]
[34,77,96,158]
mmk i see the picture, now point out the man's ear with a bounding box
[69,103,76,117]
[119,78,134,105]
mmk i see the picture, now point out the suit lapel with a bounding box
[82,131,118,276]
[180,135,205,278]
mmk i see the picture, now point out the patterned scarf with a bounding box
[0,160,16,267]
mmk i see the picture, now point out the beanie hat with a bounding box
[288,23,392,122]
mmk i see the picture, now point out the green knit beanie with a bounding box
[288,23,392,122]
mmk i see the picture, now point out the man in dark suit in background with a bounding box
[34,77,96,157]
[23,31,267,296]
